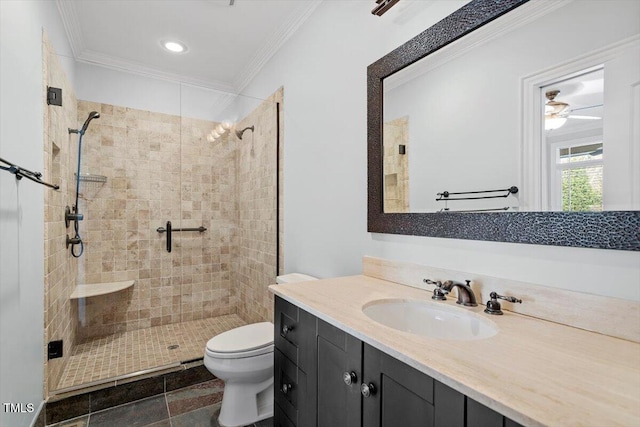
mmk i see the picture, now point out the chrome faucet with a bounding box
[443,280,477,307]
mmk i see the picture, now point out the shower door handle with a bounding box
[166,221,172,253]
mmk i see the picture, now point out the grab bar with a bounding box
[438,207,511,213]
[0,156,59,190]
[436,186,518,201]
[156,225,207,233]
[157,222,206,253]
[166,221,172,253]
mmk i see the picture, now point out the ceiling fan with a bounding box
[545,90,601,130]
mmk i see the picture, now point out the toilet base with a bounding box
[218,377,274,427]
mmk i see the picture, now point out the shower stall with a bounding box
[43,36,284,397]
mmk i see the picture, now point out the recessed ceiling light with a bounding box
[162,40,187,54]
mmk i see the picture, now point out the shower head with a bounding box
[80,111,100,133]
[235,125,254,140]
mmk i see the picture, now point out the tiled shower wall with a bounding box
[233,88,283,324]
[44,57,282,390]
[75,102,237,340]
[43,35,79,394]
[383,116,409,213]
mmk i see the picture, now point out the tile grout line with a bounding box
[164,391,172,425]
[85,394,162,420]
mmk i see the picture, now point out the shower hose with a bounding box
[70,130,85,258]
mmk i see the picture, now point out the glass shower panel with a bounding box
[44,38,80,394]
[177,84,264,328]
[46,63,272,393]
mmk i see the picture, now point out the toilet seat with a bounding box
[206,322,274,359]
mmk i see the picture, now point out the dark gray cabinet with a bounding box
[274,296,316,427]
[274,296,524,427]
[315,319,362,426]
[362,341,464,427]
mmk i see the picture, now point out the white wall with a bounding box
[384,0,639,212]
[240,0,640,301]
[0,2,73,426]
[75,62,264,122]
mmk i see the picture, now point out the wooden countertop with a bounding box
[269,275,640,427]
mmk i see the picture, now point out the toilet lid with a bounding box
[206,322,274,354]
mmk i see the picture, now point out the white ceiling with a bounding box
[56,0,322,94]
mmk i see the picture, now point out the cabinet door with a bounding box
[362,343,439,427]
[316,319,362,427]
[467,398,525,427]
[434,380,465,427]
[467,397,503,427]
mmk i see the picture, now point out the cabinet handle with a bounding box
[343,371,357,386]
[282,324,294,335]
[361,382,376,398]
[281,383,293,394]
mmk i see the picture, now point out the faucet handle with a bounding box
[424,279,449,301]
[484,291,522,315]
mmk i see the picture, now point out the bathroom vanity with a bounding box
[269,271,640,427]
[273,295,522,427]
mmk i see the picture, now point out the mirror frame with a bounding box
[367,0,640,251]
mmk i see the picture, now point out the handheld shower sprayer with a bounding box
[69,111,100,135]
[81,111,100,133]
[66,111,101,257]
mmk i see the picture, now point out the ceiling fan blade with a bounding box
[568,115,601,120]
[569,104,603,112]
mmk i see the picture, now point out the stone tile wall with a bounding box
[383,116,409,213]
[233,88,283,324]
[43,34,79,395]
[44,56,282,390]
[179,117,237,322]
[74,102,237,339]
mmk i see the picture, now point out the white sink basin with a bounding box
[362,299,498,341]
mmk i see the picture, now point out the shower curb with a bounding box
[44,361,214,425]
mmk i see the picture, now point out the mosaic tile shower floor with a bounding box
[56,315,246,390]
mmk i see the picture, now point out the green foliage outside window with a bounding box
[562,168,602,211]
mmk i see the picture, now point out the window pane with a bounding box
[562,165,603,211]
[559,143,603,164]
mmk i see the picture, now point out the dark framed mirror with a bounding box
[367,0,639,250]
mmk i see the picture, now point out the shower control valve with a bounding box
[66,235,81,248]
[65,206,84,228]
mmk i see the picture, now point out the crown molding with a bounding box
[56,0,323,93]
[77,49,237,93]
[56,0,85,58]
[233,0,323,92]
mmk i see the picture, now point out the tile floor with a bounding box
[56,315,246,390]
[48,391,273,427]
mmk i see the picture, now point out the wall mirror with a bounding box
[367,0,639,250]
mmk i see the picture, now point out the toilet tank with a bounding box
[276,273,317,284]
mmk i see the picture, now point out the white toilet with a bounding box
[204,273,317,427]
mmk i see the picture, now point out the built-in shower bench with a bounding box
[69,280,135,299]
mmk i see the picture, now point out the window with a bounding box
[550,141,603,211]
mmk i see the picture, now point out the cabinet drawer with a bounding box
[275,348,307,425]
[276,296,300,347]
[275,296,315,371]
